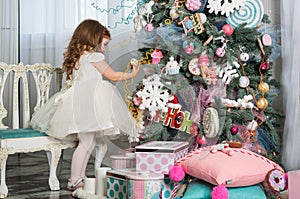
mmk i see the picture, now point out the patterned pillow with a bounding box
[178,145,282,187]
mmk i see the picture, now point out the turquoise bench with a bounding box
[0,128,47,139]
[0,62,77,198]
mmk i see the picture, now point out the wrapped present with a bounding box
[110,152,136,170]
[135,141,189,174]
[288,170,300,199]
[161,175,186,199]
[106,169,164,199]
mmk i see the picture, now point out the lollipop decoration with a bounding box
[226,0,264,28]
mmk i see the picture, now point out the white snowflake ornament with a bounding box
[207,0,246,16]
[217,61,240,84]
[136,74,173,119]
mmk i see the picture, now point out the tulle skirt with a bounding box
[30,79,139,142]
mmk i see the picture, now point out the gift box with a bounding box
[135,141,189,174]
[161,175,186,199]
[106,169,164,199]
[110,152,136,170]
[288,170,300,199]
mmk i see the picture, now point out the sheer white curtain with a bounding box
[0,0,18,64]
[0,0,18,127]
[281,0,300,171]
[20,0,139,67]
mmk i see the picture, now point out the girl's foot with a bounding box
[67,178,84,191]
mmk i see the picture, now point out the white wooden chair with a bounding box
[0,62,78,198]
[0,62,108,198]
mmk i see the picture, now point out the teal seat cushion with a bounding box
[0,128,48,139]
[182,179,267,199]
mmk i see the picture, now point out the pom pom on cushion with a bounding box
[212,184,228,199]
[169,165,185,182]
[177,145,282,187]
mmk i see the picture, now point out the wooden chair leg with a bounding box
[56,150,64,177]
[46,146,62,191]
[0,153,8,198]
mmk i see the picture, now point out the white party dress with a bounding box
[30,51,139,142]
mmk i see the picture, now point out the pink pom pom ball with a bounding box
[169,165,185,182]
[211,185,229,199]
[222,24,234,36]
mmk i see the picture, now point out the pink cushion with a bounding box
[178,146,282,187]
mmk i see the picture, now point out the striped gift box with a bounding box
[110,153,136,170]
[106,169,164,199]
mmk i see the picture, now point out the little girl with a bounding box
[30,19,140,190]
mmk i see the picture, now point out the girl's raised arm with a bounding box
[91,60,140,82]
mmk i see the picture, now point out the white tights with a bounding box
[70,132,96,183]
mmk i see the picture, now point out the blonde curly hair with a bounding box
[63,19,111,80]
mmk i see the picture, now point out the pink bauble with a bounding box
[230,126,239,135]
[260,62,270,70]
[215,47,225,57]
[222,24,234,36]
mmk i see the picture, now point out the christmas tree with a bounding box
[130,0,283,163]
